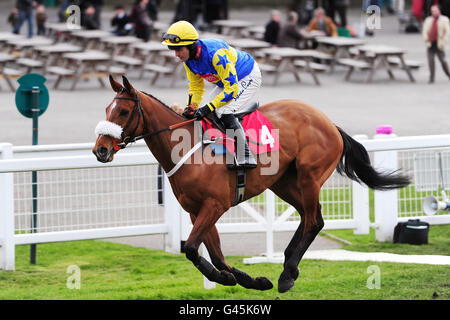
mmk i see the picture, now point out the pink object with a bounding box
[376,125,393,135]
[201,109,280,154]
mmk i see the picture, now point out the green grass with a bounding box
[323,224,450,255]
[0,240,448,300]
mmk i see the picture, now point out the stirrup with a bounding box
[227,154,257,170]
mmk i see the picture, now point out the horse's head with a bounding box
[93,75,146,163]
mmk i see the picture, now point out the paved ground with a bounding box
[244,250,450,265]
[1,5,449,256]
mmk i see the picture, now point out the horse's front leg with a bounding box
[184,198,237,286]
[203,225,273,291]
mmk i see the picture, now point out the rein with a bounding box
[111,91,199,151]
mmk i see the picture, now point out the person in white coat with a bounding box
[422,4,450,83]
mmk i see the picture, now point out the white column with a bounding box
[163,173,181,254]
[0,143,15,270]
[265,190,275,258]
[353,181,370,234]
[373,130,398,242]
[352,135,370,234]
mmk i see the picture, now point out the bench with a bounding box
[0,67,24,91]
[387,57,422,69]
[113,55,142,72]
[294,60,329,72]
[47,66,75,89]
[258,63,277,74]
[97,64,127,76]
[16,58,43,72]
[143,64,175,85]
[338,58,372,81]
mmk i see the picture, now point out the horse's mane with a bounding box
[141,91,184,119]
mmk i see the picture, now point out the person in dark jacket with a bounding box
[111,5,131,36]
[35,4,47,35]
[278,11,305,48]
[81,3,99,30]
[130,0,153,42]
[13,0,41,38]
[146,0,161,21]
[264,10,281,46]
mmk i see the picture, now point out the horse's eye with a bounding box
[119,109,129,117]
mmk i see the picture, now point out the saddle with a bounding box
[183,101,260,133]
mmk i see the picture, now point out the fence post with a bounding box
[373,128,398,242]
[163,173,181,254]
[265,190,275,258]
[352,181,370,234]
[0,143,15,271]
[352,135,370,234]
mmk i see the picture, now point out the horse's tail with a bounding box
[336,127,410,190]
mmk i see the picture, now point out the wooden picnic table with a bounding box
[356,44,415,82]
[227,38,271,55]
[0,32,24,49]
[199,32,232,41]
[56,50,111,90]
[46,22,82,42]
[32,43,83,74]
[130,41,168,78]
[315,36,366,71]
[0,53,21,91]
[212,19,254,37]
[5,36,54,56]
[70,30,111,50]
[244,26,265,40]
[261,47,323,85]
[100,36,142,57]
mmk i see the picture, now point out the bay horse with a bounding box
[93,75,410,293]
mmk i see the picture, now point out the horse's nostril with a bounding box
[98,146,108,157]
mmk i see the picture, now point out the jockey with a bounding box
[161,20,261,170]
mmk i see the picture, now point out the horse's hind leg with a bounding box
[270,166,325,293]
[203,226,273,291]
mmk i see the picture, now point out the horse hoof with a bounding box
[255,277,273,291]
[219,270,237,286]
[278,278,295,293]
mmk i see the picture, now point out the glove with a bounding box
[193,105,212,120]
[182,106,195,119]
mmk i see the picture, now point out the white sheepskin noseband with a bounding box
[95,121,123,139]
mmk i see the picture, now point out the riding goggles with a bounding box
[162,33,197,44]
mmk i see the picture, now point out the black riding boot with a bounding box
[221,113,257,170]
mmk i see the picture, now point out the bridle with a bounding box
[110,90,197,151]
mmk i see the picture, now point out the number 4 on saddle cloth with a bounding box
[199,103,280,156]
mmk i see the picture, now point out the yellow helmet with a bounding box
[161,20,199,46]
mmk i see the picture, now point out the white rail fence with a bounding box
[1,134,450,270]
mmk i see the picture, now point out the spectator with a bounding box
[147,0,161,21]
[130,0,153,42]
[58,0,71,22]
[307,7,337,37]
[422,4,450,83]
[278,11,304,48]
[81,4,99,30]
[7,8,20,30]
[13,0,40,38]
[90,0,104,28]
[264,10,281,46]
[334,0,349,27]
[111,5,132,36]
[35,4,47,36]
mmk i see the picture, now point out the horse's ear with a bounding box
[109,74,123,93]
[122,75,135,95]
